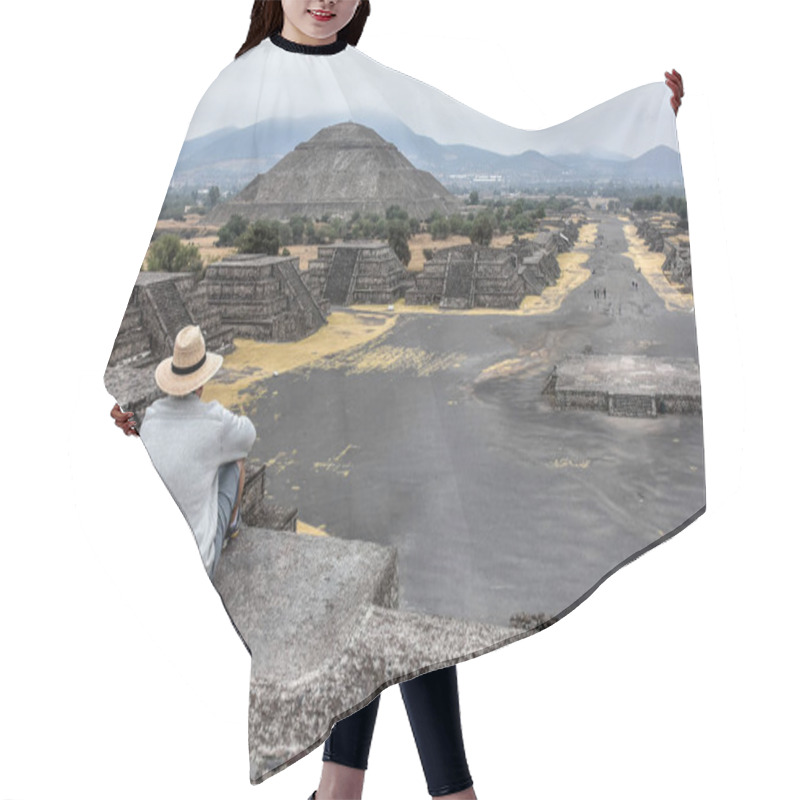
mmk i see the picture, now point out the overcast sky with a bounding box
[185,41,678,159]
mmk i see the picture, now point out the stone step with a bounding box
[211,527,517,783]
[324,247,359,305]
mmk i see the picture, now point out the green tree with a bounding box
[511,213,532,234]
[289,215,307,245]
[470,212,494,246]
[448,214,466,236]
[329,216,345,240]
[468,190,479,206]
[278,221,293,248]
[373,218,387,239]
[207,186,221,208]
[237,219,280,254]
[147,234,202,273]
[388,219,412,266]
[385,205,409,222]
[317,223,336,244]
[430,217,450,241]
[216,214,249,247]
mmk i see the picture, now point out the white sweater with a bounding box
[140,394,256,574]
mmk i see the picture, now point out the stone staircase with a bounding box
[324,247,359,305]
[274,259,327,331]
[143,279,194,351]
[440,253,474,309]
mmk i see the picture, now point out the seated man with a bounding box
[139,325,256,578]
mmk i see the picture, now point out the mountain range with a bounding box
[172,114,684,193]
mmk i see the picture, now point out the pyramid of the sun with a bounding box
[207,122,459,224]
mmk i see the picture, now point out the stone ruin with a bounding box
[406,220,582,309]
[302,241,406,306]
[516,230,564,295]
[105,272,234,421]
[662,238,693,293]
[240,462,298,534]
[543,354,702,417]
[204,253,327,340]
[406,245,525,309]
[540,216,583,251]
[105,255,327,422]
[634,213,693,294]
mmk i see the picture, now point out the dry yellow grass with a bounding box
[202,311,397,412]
[549,457,591,470]
[285,244,321,272]
[315,344,464,377]
[408,233,471,272]
[296,520,329,537]
[475,357,530,382]
[621,223,694,313]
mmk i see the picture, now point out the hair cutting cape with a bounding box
[105,33,704,783]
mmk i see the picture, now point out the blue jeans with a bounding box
[210,462,240,578]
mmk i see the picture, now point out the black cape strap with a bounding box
[270,32,347,56]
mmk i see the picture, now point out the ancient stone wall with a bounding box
[657,394,702,415]
[406,245,527,309]
[662,239,693,293]
[204,254,326,341]
[552,389,610,412]
[544,355,701,417]
[634,213,693,293]
[307,242,406,306]
[106,258,325,419]
[516,231,562,295]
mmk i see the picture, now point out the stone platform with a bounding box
[212,528,518,783]
[545,354,701,416]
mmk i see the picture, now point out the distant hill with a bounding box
[173,115,683,193]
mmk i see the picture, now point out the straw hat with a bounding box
[155,325,223,396]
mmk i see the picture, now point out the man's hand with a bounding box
[111,403,139,437]
[665,69,684,116]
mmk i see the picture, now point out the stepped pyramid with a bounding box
[207,122,459,224]
[303,241,406,307]
[104,272,234,421]
[406,245,526,310]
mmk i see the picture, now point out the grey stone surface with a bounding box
[211,527,517,783]
[204,253,327,342]
[213,529,398,680]
[546,354,702,416]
